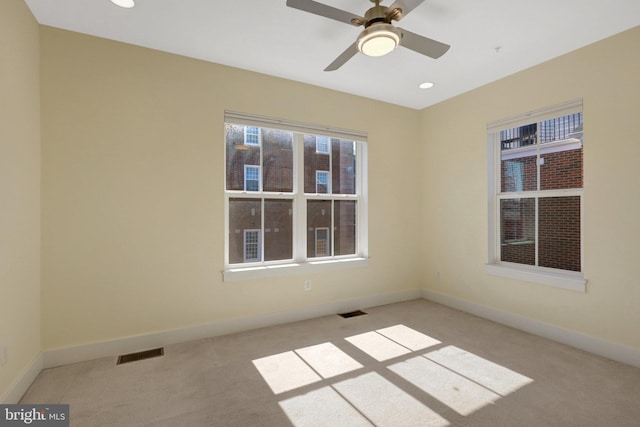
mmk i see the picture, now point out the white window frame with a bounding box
[244,165,260,192]
[316,170,330,194]
[244,126,261,146]
[316,136,330,154]
[224,111,369,282]
[243,229,261,262]
[486,99,586,292]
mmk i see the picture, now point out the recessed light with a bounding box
[419,82,435,89]
[110,0,135,8]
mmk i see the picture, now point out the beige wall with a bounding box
[0,0,42,398]
[420,26,640,349]
[39,27,423,349]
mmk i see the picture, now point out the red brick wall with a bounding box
[538,196,581,272]
[540,148,583,190]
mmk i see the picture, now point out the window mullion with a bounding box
[534,196,539,267]
[294,133,306,263]
[535,124,540,267]
[260,199,265,263]
[330,200,335,257]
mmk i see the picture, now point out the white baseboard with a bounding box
[44,288,422,369]
[422,288,640,369]
[0,353,43,404]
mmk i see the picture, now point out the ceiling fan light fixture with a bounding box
[357,24,400,57]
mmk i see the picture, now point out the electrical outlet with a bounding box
[0,344,7,366]
[436,271,441,280]
[304,280,312,291]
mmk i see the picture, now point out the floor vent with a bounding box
[117,347,164,365]
[338,310,367,318]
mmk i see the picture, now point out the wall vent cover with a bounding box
[338,310,367,318]
[117,347,164,365]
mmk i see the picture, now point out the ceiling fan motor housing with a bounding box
[364,5,390,26]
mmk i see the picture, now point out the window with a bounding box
[244,165,260,192]
[315,227,330,257]
[316,171,330,193]
[316,136,330,154]
[244,229,261,262]
[244,126,261,146]
[224,112,368,280]
[487,99,585,291]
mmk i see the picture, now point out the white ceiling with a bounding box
[24,0,640,110]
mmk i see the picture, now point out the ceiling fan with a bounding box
[286,0,450,71]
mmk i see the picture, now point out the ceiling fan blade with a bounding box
[286,0,364,27]
[386,0,425,20]
[324,42,359,72]
[398,27,450,59]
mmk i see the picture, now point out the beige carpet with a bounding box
[20,299,640,426]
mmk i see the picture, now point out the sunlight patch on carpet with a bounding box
[295,342,363,379]
[424,345,533,396]
[279,386,373,427]
[345,331,411,361]
[376,324,442,351]
[252,351,321,394]
[389,356,500,416]
[334,372,450,427]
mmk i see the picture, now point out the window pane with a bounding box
[226,124,260,191]
[304,135,331,193]
[500,123,537,150]
[244,230,260,262]
[540,147,583,190]
[245,126,260,145]
[307,200,332,258]
[332,139,356,195]
[539,113,583,144]
[262,128,293,192]
[335,201,356,256]
[540,113,583,191]
[264,199,293,261]
[244,165,260,192]
[500,198,535,266]
[501,156,537,192]
[304,136,357,195]
[316,171,329,194]
[316,136,330,154]
[229,198,261,264]
[539,196,581,272]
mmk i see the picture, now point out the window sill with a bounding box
[485,263,586,292]
[223,257,369,282]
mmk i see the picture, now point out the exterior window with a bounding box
[244,165,260,192]
[225,114,367,274]
[316,171,330,194]
[244,126,260,146]
[316,136,330,154]
[244,229,261,262]
[315,227,330,256]
[487,100,584,289]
